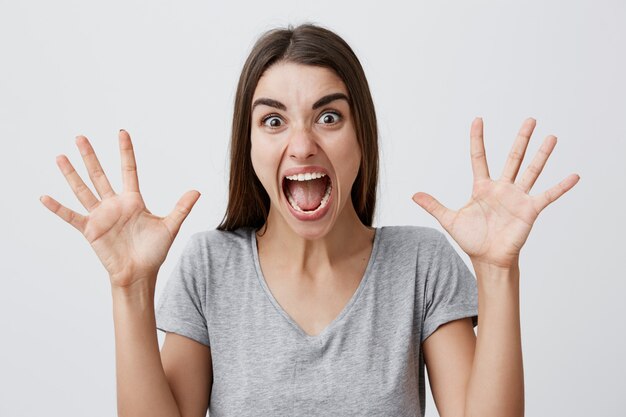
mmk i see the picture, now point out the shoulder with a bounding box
[372,225,447,268]
[189,227,252,250]
[379,225,445,252]
[178,227,253,269]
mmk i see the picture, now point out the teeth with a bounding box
[285,172,326,181]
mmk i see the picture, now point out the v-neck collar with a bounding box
[250,226,382,342]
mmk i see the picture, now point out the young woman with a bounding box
[41,23,579,417]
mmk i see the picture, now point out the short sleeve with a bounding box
[421,232,478,343]
[155,233,210,347]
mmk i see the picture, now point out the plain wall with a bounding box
[1,0,624,416]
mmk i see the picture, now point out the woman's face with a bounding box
[250,62,361,239]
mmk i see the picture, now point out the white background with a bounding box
[1,0,624,416]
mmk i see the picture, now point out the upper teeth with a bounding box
[285,172,326,181]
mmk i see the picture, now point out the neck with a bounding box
[256,201,375,274]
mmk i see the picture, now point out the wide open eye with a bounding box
[261,114,284,129]
[316,111,342,125]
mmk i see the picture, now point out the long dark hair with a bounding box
[217,23,379,231]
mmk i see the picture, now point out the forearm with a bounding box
[464,262,524,417]
[111,278,182,417]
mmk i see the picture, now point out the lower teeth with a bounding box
[287,183,331,213]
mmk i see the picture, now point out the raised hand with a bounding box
[40,130,201,288]
[412,117,580,269]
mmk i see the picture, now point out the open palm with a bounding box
[40,130,201,287]
[413,117,580,269]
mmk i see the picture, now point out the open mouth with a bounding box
[282,172,332,214]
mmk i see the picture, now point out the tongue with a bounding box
[286,177,327,211]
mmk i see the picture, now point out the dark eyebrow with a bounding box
[251,93,350,112]
[311,93,350,110]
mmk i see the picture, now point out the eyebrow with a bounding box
[251,92,350,112]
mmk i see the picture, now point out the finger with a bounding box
[119,129,140,193]
[55,154,101,212]
[470,117,491,181]
[500,117,536,183]
[39,194,87,233]
[533,173,581,213]
[516,135,557,193]
[163,191,202,239]
[412,192,455,231]
[75,135,116,199]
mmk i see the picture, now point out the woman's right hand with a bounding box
[40,129,201,289]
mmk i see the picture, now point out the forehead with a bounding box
[252,62,348,105]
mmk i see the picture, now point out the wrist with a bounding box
[471,259,520,282]
[111,277,156,299]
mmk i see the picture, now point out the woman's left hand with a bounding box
[412,117,580,270]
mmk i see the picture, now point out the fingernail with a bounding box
[119,129,126,133]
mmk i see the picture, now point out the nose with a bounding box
[287,125,318,160]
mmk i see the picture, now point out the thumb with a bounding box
[412,192,453,229]
[164,190,201,238]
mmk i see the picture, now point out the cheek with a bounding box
[250,137,267,184]
[334,137,362,188]
[250,134,282,192]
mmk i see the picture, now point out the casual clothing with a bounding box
[155,225,478,417]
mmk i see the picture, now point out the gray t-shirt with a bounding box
[155,225,478,417]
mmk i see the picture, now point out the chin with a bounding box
[284,219,336,241]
